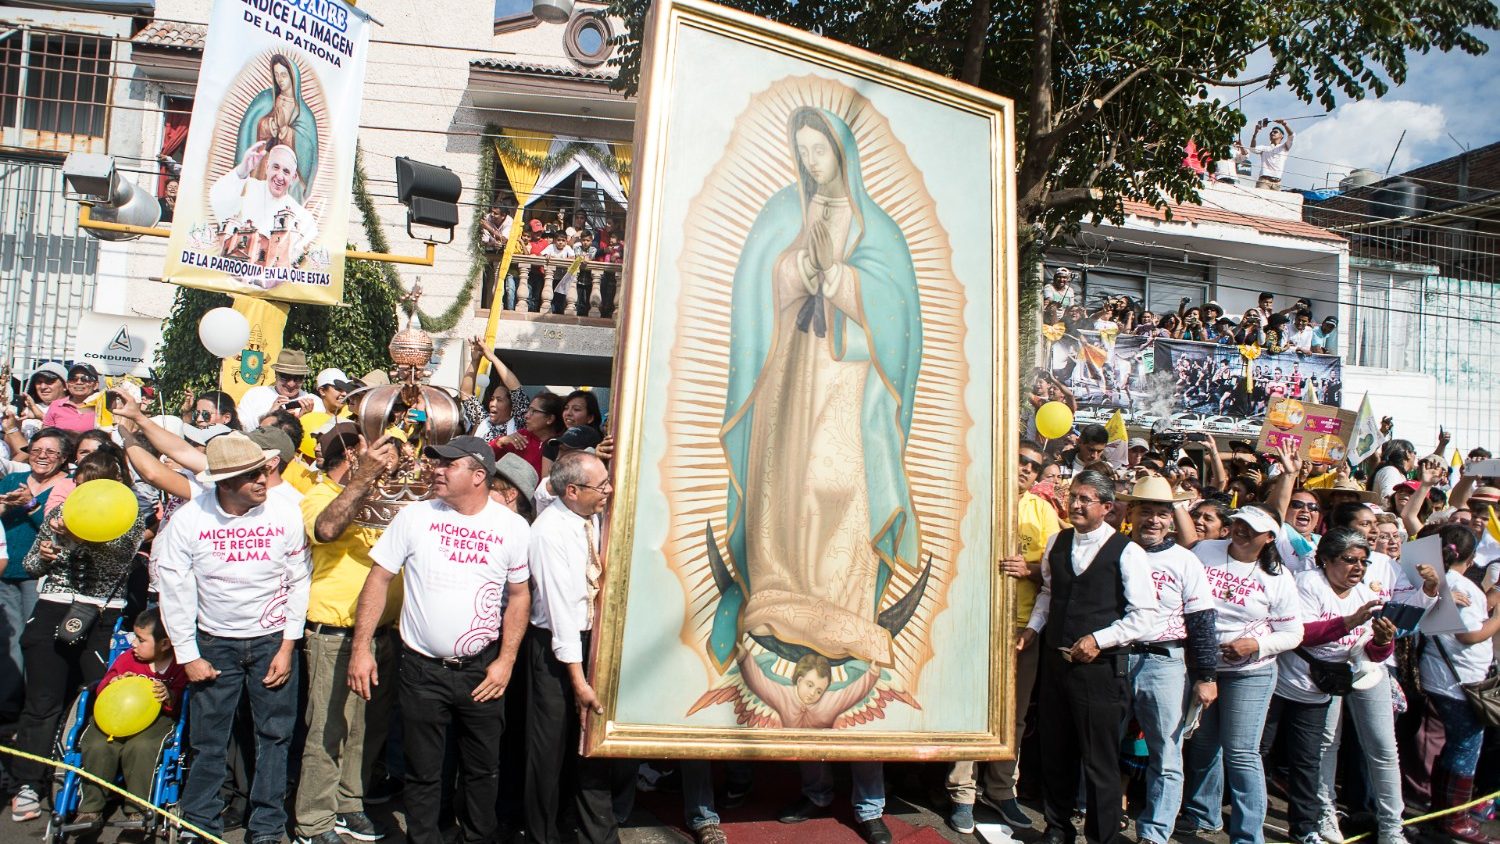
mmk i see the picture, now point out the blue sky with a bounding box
[1216,32,1500,188]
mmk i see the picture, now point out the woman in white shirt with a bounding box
[1419,526,1500,844]
[1263,529,1414,844]
[1180,505,1303,844]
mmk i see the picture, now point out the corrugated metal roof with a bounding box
[131,20,207,51]
[470,57,615,82]
[1123,199,1346,244]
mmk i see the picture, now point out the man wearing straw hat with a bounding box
[154,431,312,844]
[1119,475,1220,844]
[239,349,316,427]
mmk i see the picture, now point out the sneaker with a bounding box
[10,785,39,822]
[295,833,342,844]
[978,795,1034,829]
[1300,833,1325,844]
[948,802,976,834]
[1378,833,1409,844]
[1318,810,1345,844]
[251,837,288,844]
[336,812,386,841]
[364,776,403,806]
[695,823,728,844]
[71,811,102,827]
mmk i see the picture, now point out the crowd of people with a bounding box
[478,205,625,316]
[2,339,1500,844]
[1044,270,1340,358]
[996,411,1500,844]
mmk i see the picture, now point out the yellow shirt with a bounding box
[1013,491,1063,626]
[302,478,402,627]
[282,459,316,494]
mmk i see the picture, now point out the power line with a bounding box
[1064,231,1500,327]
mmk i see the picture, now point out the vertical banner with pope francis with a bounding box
[162,0,371,305]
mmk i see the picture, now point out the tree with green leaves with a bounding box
[606,0,1494,360]
[607,0,1496,235]
[150,255,401,409]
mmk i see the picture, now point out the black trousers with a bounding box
[13,600,121,791]
[1038,647,1127,844]
[398,643,505,844]
[1261,694,1332,838]
[524,626,624,844]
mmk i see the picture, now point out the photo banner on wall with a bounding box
[1046,330,1343,432]
[161,0,371,305]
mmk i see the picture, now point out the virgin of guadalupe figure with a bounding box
[235,53,319,202]
[710,106,924,671]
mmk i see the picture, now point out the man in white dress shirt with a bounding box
[1022,470,1158,844]
[348,436,531,844]
[211,140,319,263]
[526,451,625,844]
[154,432,311,844]
[1120,476,1219,844]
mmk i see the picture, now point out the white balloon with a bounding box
[198,307,250,358]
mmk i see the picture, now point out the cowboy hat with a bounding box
[1120,475,1193,504]
[195,432,277,484]
[1312,478,1381,506]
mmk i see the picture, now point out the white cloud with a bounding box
[1286,99,1448,188]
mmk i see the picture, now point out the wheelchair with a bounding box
[43,619,193,843]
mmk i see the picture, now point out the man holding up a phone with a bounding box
[239,350,316,428]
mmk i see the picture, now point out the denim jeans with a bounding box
[1128,648,1190,844]
[0,578,38,715]
[1260,695,1332,838]
[181,632,299,840]
[1431,692,1485,777]
[1317,669,1405,839]
[680,760,753,830]
[1182,665,1276,844]
[800,762,885,822]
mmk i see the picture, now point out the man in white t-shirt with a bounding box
[1250,118,1294,190]
[1119,477,1219,844]
[238,349,316,428]
[154,432,311,843]
[1285,310,1316,353]
[350,436,530,844]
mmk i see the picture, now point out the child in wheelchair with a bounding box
[73,608,187,826]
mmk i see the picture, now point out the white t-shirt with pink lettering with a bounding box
[153,489,311,664]
[1276,570,1377,704]
[1192,539,1304,672]
[371,498,530,660]
[1143,542,1214,644]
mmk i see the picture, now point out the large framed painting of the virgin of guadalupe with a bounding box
[590,0,1020,760]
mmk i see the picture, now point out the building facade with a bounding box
[0,0,632,388]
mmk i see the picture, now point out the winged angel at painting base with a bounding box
[688,102,937,730]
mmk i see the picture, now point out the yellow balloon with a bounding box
[93,675,161,739]
[1035,401,1075,440]
[61,479,139,544]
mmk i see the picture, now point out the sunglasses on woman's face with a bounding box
[1287,500,1319,512]
[192,410,214,421]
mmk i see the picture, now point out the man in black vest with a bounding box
[1020,470,1158,844]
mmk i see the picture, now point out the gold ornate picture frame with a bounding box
[590,0,1019,760]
